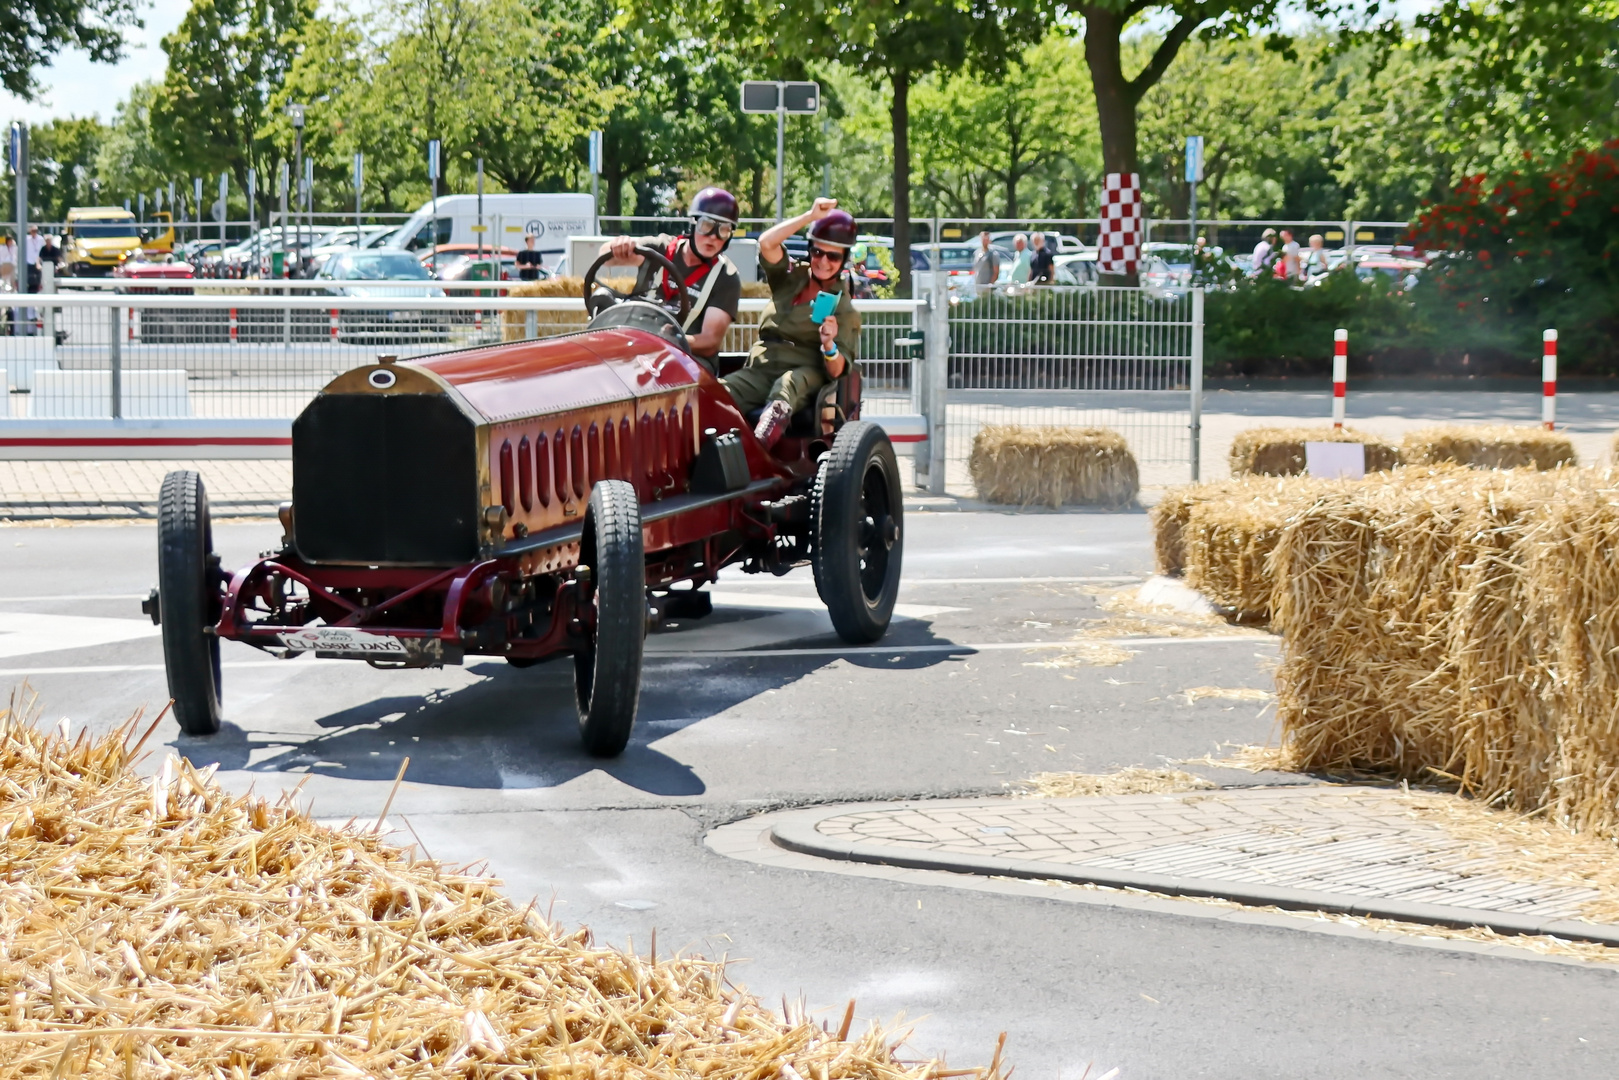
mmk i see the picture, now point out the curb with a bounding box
[764,800,1619,949]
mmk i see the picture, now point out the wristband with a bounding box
[822,344,839,358]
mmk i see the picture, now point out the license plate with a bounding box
[280,627,407,657]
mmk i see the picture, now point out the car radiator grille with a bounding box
[292,393,479,565]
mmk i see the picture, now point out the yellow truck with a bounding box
[62,206,174,275]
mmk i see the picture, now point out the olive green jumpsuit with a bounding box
[722,250,861,415]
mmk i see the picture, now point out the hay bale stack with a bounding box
[1152,475,1319,576]
[969,425,1139,508]
[0,702,979,1076]
[1400,425,1575,470]
[1267,466,1619,835]
[1182,492,1306,620]
[1228,426,1400,477]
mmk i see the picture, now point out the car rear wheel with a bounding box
[157,470,223,735]
[574,480,646,757]
[813,421,904,644]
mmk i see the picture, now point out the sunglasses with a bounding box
[694,218,734,241]
[809,246,844,262]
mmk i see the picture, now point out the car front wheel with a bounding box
[156,470,224,735]
[813,421,904,644]
[573,480,646,757]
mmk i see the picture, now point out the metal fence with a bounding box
[1,294,923,422]
[941,285,1203,488]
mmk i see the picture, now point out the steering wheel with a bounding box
[582,244,691,326]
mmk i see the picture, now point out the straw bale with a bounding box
[1265,466,1619,836]
[1174,476,1334,619]
[1228,426,1400,477]
[1400,424,1575,470]
[1151,475,1325,577]
[967,425,1138,508]
[0,695,990,1077]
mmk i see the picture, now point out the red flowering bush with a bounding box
[1407,140,1619,373]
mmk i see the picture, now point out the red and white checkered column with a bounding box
[1097,173,1141,277]
[1543,329,1557,430]
[1332,328,1347,429]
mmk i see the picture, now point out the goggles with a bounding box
[693,217,735,241]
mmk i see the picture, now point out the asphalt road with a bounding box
[1,509,1614,1078]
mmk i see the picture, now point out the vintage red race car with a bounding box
[146,247,905,755]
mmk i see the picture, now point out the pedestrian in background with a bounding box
[1276,229,1301,280]
[0,232,16,336]
[1251,227,1276,274]
[24,225,43,293]
[1008,233,1032,284]
[972,231,1000,286]
[515,233,544,281]
[1302,233,1330,280]
[1029,232,1055,283]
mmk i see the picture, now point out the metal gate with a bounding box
[941,285,1203,491]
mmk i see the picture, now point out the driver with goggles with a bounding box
[599,187,743,371]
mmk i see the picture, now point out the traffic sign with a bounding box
[427,139,441,181]
[1185,135,1204,183]
[740,81,820,114]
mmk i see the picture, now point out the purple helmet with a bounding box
[690,187,740,228]
[807,209,858,252]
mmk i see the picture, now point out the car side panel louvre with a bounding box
[499,439,515,517]
[570,425,586,500]
[535,431,551,508]
[517,435,533,513]
[554,427,569,509]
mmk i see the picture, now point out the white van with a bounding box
[388,193,597,269]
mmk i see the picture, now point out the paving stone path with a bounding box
[765,786,1619,943]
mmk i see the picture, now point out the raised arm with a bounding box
[757,197,840,264]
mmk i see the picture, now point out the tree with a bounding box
[92,82,177,209]
[1,0,140,98]
[1075,2,1393,279]
[1135,35,1327,225]
[149,0,314,216]
[26,117,108,221]
[676,0,1054,293]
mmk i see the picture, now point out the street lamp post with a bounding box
[286,104,306,272]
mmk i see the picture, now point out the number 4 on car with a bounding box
[144,253,904,757]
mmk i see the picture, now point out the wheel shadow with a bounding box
[179,608,971,796]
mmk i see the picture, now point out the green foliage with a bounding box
[1203,270,1420,375]
[1407,140,1619,373]
[0,0,140,98]
[151,0,314,204]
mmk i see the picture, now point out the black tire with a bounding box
[813,421,905,644]
[574,480,646,757]
[157,470,223,735]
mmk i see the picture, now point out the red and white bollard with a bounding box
[1332,328,1347,429]
[228,307,239,344]
[1543,329,1557,431]
[329,308,340,341]
[128,306,138,344]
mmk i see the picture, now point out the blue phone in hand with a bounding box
[810,290,838,325]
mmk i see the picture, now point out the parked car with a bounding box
[989,230,1085,254]
[63,206,143,276]
[312,250,449,343]
[112,251,195,294]
[1353,257,1424,292]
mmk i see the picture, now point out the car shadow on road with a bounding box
[182,613,970,796]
